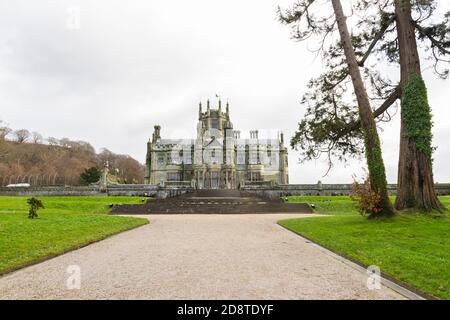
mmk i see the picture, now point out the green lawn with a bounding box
[0,196,148,275]
[280,196,450,299]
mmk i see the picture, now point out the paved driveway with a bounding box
[0,214,404,299]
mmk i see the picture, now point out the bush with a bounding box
[80,166,102,185]
[351,177,382,216]
[27,197,44,219]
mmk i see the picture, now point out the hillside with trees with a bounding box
[0,120,145,186]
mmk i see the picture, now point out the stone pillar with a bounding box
[195,171,198,188]
[225,171,229,189]
[202,171,205,189]
[230,172,233,189]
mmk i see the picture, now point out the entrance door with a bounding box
[211,171,220,189]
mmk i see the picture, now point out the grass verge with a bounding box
[0,196,148,275]
[279,196,450,299]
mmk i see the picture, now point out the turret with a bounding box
[152,125,161,143]
[206,100,211,129]
[218,99,222,113]
[198,102,202,120]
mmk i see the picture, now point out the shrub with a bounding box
[351,177,382,216]
[27,197,44,219]
[80,166,102,185]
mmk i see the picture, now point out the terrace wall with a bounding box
[1,183,449,198]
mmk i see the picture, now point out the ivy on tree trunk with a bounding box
[394,0,445,212]
[332,0,394,218]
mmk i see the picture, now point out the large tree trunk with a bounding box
[394,0,445,212]
[332,0,394,218]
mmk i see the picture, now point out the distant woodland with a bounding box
[0,120,145,186]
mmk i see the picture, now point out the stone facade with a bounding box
[144,100,289,189]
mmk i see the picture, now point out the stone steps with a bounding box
[112,189,313,214]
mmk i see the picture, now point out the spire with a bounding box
[218,99,222,112]
[226,100,229,115]
[198,101,202,120]
[207,99,210,111]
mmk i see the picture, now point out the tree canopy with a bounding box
[279,0,449,172]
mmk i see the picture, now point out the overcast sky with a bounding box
[0,0,449,184]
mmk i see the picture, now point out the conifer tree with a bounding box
[279,0,449,212]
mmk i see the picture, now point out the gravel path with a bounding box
[0,214,404,299]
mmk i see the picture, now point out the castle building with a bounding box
[145,100,289,189]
